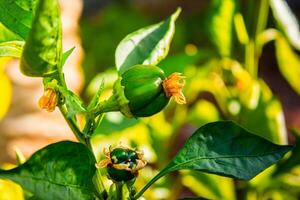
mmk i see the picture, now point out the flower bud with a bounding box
[96,65,186,117]
[38,88,58,112]
[96,147,147,182]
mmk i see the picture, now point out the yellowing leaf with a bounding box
[208,0,236,57]
[275,34,300,95]
[270,0,300,50]
[181,171,236,200]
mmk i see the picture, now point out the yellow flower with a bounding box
[38,88,57,112]
[162,72,186,104]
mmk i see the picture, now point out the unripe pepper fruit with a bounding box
[94,65,186,118]
[121,65,169,117]
[107,148,136,182]
[96,147,147,182]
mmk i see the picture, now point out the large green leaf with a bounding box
[0,41,24,58]
[115,8,181,74]
[134,121,292,199]
[20,0,62,77]
[270,0,300,50]
[0,0,38,39]
[0,141,96,200]
[207,0,236,57]
[275,34,300,95]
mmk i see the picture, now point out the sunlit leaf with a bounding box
[207,0,236,57]
[62,47,75,67]
[187,100,220,127]
[270,0,300,50]
[275,34,300,95]
[0,141,96,200]
[239,80,288,144]
[234,13,249,45]
[115,8,181,74]
[0,23,23,43]
[0,41,24,58]
[181,171,235,200]
[135,121,292,199]
[20,0,62,77]
[0,0,38,39]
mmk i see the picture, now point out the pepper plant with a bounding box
[0,0,294,199]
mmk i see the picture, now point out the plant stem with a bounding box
[255,0,269,37]
[58,105,107,199]
[245,40,256,77]
[116,182,123,200]
[58,105,85,143]
[93,96,119,116]
[134,168,168,200]
[93,169,107,200]
[245,0,269,78]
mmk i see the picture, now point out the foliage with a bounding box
[0,0,300,199]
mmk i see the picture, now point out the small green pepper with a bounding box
[96,147,147,182]
[95,65,186,118]
[121,65,169,117]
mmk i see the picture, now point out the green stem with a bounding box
[245,40,256,77]
[56,70,108,199]
[255,0,269,37]
[134,168,168,200]
[93,169,107,200]
[116,182,123,200]
[245,0,269,78]
[58,105,107,199]
[93,95,119,116]
[58,105,85,144]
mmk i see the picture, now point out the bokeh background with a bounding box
[1,0,300,199]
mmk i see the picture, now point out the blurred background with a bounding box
[1,0,300,199]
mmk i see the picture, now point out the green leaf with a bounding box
[0,23,23,43]
[87,79,104,111]
[207,0,236,57]
[0,41,24,58]
[270,0,300,50]
[274,129,300,175]
[0,0,38,39]
[62,47,75,66]
[20,0,62,77]
[58,86,86,117]
[115,8,181,74]
[134,121,292,199]
[275,34,300,95]
[0,141,96,200]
